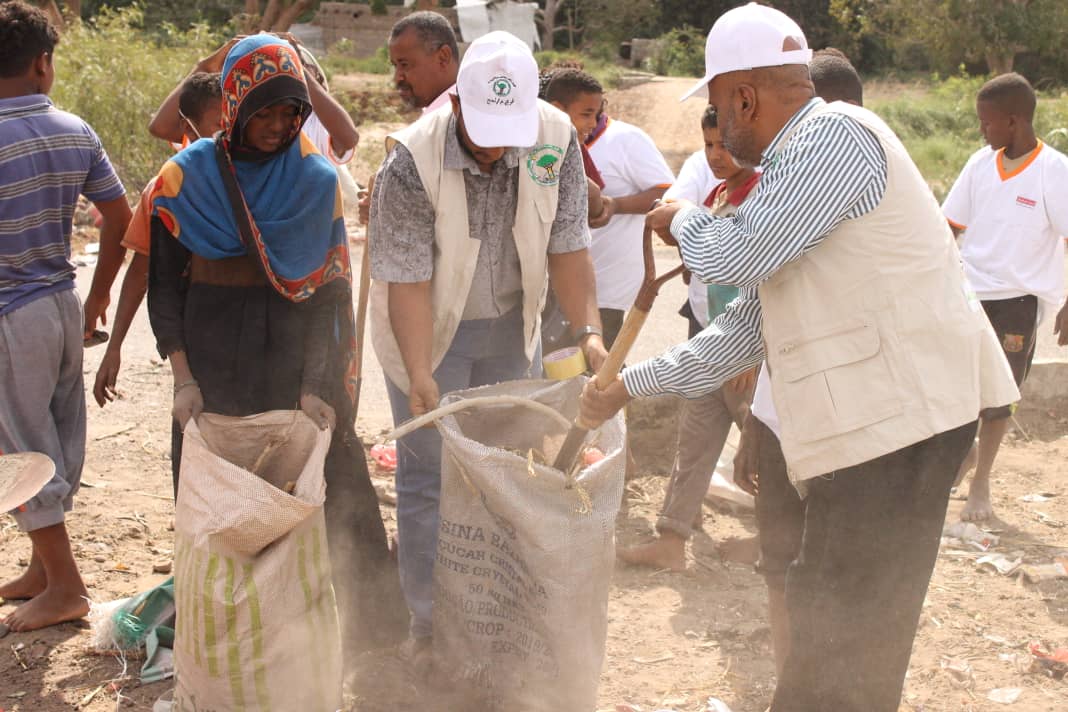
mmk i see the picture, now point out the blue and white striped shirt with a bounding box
[623,98,889,399]
[0,94,124,316]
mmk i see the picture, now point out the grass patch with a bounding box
[534,50,626,90]
[333,82,415,127]
[321,42,393,77]
[869,75,1068,200]
[50,7,221,194]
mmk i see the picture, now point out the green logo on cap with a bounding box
[527,144,563,187]
[490,75,515,98]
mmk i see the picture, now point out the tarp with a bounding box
[456,0,541,50]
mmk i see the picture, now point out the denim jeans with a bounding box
[385,309,536,639]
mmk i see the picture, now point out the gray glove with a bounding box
[173,381,203,431]
[300,393,336,431]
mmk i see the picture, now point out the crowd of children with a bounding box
[2,1,1067,710]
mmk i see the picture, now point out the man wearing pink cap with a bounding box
[580,4,1018,709]
[368,30,605,663]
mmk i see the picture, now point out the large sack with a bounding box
[432,378,625,711]
[173,411,341,712]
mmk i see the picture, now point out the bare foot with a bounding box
[960,479,993,522]
[0,557,46,601]
[617,534,686,572]
[3,583,89,632]
[718,535,760,565]
[953,442,978,488]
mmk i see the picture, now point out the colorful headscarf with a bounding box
[151,35,358,407]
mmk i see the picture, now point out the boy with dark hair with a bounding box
[943,72,1068,521]
[176,71,222,140]
[0,0,131,632]
[671,107,721,326]
[545,68,613,227]
[809,48,863,106]
[556,69,674,348]
[545,69,604,142]
[620,106,759,571]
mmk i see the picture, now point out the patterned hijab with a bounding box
[221,35,312,159]
[151,35,359,408]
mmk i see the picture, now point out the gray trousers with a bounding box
[657,383,750,538]
[0,289,86,531]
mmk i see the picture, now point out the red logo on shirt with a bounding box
[1016,196,1037,208]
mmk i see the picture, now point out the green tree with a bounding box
[837,0,1068,75]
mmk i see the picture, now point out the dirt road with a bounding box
[2,76,1068,711]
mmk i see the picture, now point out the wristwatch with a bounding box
[572,325,603,344]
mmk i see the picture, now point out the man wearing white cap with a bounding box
[368,30,605,659]
[580,3,1018,709]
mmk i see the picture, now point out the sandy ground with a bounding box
[2,77,1068,712]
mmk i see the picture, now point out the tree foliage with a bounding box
[832,0,1068,76]
[74,1,319,32]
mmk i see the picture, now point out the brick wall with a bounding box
[315,2,460,58]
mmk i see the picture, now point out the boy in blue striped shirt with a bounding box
[0,1,130,633]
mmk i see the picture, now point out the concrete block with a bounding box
[1021,358,1068,407]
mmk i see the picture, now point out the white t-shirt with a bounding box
[751,363,781,438]
[587,119,675,310]
[664,150,720,326]
[303,113,354,165]
[942,141,1068,322]
[302,113,360,210]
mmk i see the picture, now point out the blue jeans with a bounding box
[386,309,538,639]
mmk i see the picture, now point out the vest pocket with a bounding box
[776,320,904,443]
[533,190,558,224]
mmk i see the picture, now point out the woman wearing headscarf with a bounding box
[147,35,407,661]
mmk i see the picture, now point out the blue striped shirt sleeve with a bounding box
[624,287,764,398]
[673,110,887,289]
[622,105,888,399]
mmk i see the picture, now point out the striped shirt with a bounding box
[623,98,888,398]
[0,94,125,316]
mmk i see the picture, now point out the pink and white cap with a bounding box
[456,31,540,147]
[681,2,813,101]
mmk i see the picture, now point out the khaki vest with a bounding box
[369,101,573,394]
[758,102,1019,481]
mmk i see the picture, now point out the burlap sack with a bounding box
[173,411,341,712]
[432,378,625,711]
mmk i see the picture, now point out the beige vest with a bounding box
[758,102,1019,481]
[369,101,573,394]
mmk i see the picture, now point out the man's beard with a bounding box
[721,106,763,167]
[396,81,420,108]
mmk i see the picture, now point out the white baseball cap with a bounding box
[681,2,813,101]
[456,31,539,147]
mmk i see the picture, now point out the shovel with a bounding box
[352,187,373,418]
[552,223,686,472]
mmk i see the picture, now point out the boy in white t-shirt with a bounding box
[618,107,758,571]
[942,72,1068,522]
[671,140,719,328]
[584,91,675,347]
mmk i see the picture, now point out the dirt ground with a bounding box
[3,77,1068,712]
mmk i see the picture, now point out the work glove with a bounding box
[300,393,336,431]
[173,382,203,431]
